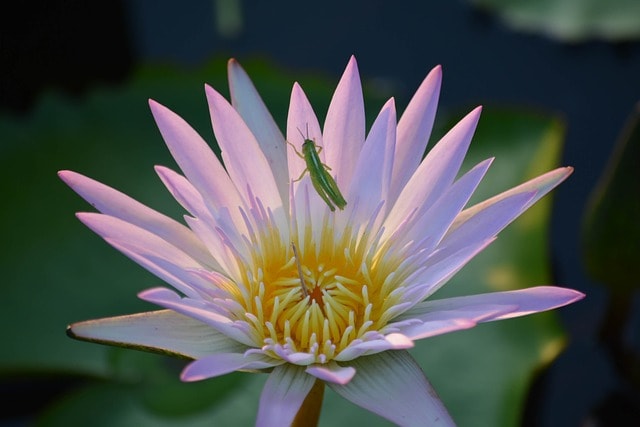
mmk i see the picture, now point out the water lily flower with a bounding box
[61,56,584,426]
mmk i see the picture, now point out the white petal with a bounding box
[384,107,482,239]
[393,315,489,341]
[335,333,414,361]
[392,65,442,202]
[256,364,316,427]
[305,361,356,385]
[181,352,280,382]
[59,170,214,268]
[138,287,257,347]
[329,350,455,426]
[67,310,246,359]
[227,58,289,205]
[323,56,366,188]
[148,100,246,233]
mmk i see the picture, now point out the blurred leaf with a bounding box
[582,103,640,291]
[471,0,640,42]
[0,58,570,427]
[36,356,250,427]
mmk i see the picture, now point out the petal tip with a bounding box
[57,169,74,183]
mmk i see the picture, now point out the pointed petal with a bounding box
[347,98,396,219]
[392,317,479,341]
[227,58,289,205]
[256,364,316,427]
[392,65,442,201]
[106,238,203,299]
[58,170,214,268]
[183,216,242,280]
[323,56,366,188]
[329,351,455,426]
[439,191,536,252]
[153,166,244,277]
[384,107,482,238]
[76,212,207,297]
[67,310,246,359]
[452,167,574,230]
[394,158,493,254]
[205,85,285,219]
[305,361,356,385]
[402,237,497,304]
[138,287,257,347]
[154,166,207,218]
[148,100,245,231]
[401,286,585,324]
[181,352,280,382]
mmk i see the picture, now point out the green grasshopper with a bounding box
[287,129,347,211]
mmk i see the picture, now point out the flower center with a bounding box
[221,229,406,364]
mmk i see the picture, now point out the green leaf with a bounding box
[582,103,640,291]
[470,0,640,42]
[35,351,250,427]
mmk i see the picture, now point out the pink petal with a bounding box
[154,166,207,218]
[67,310,246,359]
[390,158,493,254]
[402,286,585,324]
[439,190,536,252]
[106,239,203,299]
[453,166,574,230]
[402,237,497,304]
[181,352,280,382]
[305,361,356,385]
[227,59,289,204]
[347,98,396,220]
[148,100,245,230]
[384,107,482,236]
[392,64,443,201]
[329,350,455,426]
[256,364,316,427]
[205,85,286,229]
[323,56,366,188]
[76,213,208,297]
[59,170,214,267]
[183,216,244,280]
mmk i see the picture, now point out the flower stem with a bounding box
[292,379,325,427]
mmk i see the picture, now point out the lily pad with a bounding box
[471,0,640,42]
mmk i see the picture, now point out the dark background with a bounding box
[2,1,639,425]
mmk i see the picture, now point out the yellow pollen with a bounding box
[225,219,408,364]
